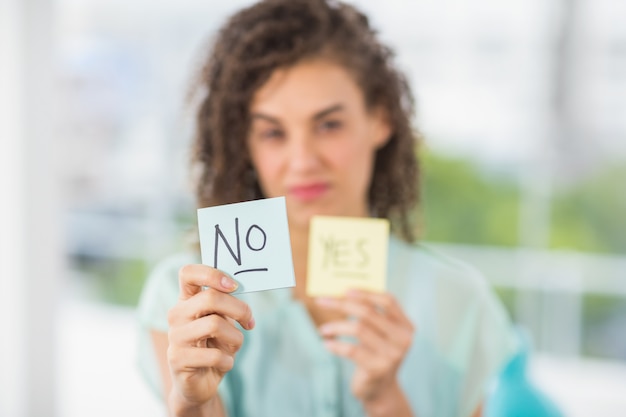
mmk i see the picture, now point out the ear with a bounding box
[370,107,392,149]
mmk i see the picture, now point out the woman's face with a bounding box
[247,58,391,230]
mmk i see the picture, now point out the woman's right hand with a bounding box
[166,264,255,415]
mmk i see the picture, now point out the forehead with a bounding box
[249,58,366,118]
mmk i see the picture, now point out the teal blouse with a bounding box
[137,236,517,417]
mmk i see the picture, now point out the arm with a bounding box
[361,380,414,417]
[471,402,483,417]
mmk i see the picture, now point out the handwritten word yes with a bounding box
[320,235,371,278]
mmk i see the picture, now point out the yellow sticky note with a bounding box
[307,216,389,297]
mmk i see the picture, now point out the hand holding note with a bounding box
[307,216,414,411]
[168,197,297,415]
[166,264,255,414]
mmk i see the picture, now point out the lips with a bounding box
[288,183,329,201]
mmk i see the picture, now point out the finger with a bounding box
[319,319,388,353]
[323,339,386,372]
[168,287,255,330]
[315,297,394,339]
[169,314,244,353]
[178,264,239,300]
[168,345,235,374]
[346,290,413,328]
[341,291,416,352]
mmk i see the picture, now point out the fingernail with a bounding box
[247,317,256,329]
[221,276,238,291]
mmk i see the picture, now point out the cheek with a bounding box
[333,140,376,188]
[251,150,281,192]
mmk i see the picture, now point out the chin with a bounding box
[287,210,321,230]
[286,201,332,229]
[288,203,364,231]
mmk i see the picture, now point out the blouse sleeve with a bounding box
[392,240,519,417]
[135,253,195,399]
[413,244,519,417]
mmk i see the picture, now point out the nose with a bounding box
[287,132,320,173]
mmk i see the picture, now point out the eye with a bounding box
[259,128,285,141]
[318,119,343,134]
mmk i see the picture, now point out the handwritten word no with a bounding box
[320,235,370,278]
[214,217,268,276]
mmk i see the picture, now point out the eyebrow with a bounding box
[312,103,344,120]
[250,103,345,124]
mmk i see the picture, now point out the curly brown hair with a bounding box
[190,0,420,242]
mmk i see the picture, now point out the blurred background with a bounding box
[1,0,625,416]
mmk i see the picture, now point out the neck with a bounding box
[288,218,347,326]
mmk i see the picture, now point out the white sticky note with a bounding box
[307,215,389,297]
[197,197,295,293]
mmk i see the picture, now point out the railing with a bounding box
[430,242,626,357]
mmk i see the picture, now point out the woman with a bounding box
[137,1,517,416]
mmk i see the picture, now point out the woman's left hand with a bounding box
[315,290,415,404]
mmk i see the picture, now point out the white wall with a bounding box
[0,0,62,416]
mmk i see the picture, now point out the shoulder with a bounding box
[137,251,200,330]
[144,251,200,297]
[150,251,200,279]
[147,251,200,284]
